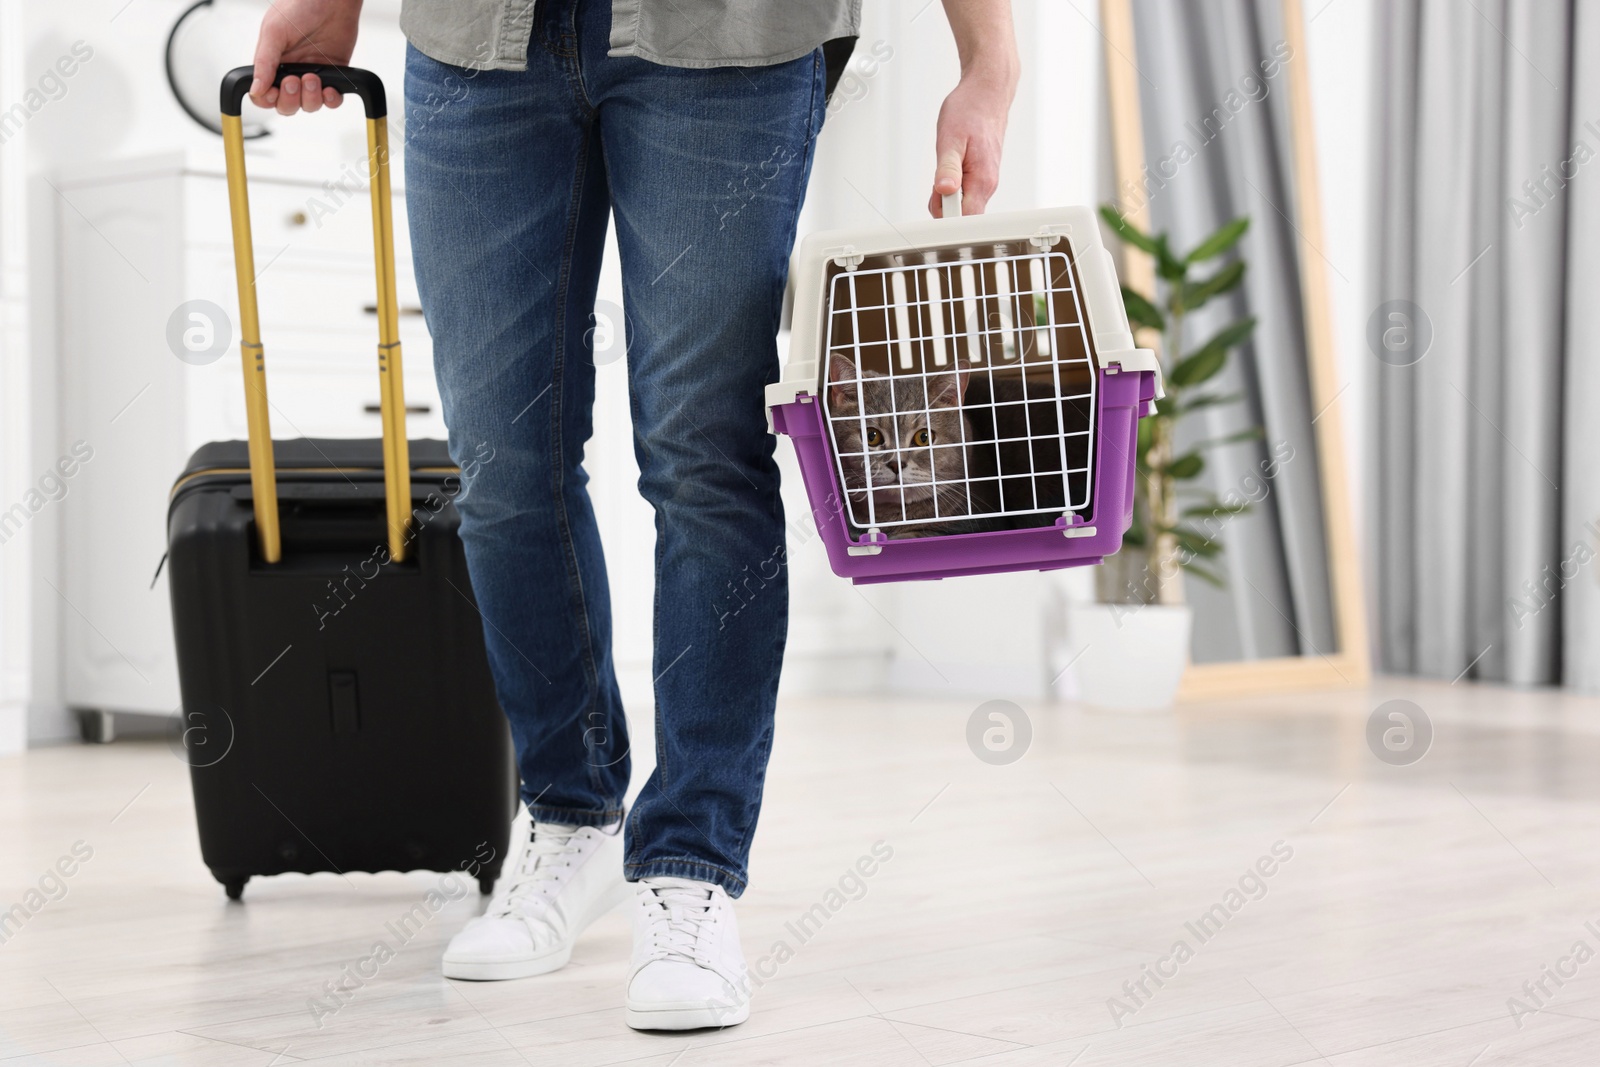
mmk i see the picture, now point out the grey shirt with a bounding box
[399,0,862,72]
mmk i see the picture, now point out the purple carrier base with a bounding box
[771,368,1157,585]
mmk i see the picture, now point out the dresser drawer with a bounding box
[232,375,444,442]
[184,171,417,270]
[189,248,423,338]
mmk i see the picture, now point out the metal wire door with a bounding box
[822,242,1100,533]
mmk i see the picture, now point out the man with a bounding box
[250,0,1016,1030]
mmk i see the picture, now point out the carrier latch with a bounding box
[1061,513,1097,539]
[846,527,887,556]
[828,245,866,270]
[1030,225,1071,249]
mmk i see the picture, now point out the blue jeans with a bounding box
[403,0,823,897]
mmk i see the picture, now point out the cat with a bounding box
[826,353,1088,539]
[960,371,1079,520]
[826,353,999,538]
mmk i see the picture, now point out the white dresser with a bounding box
[56,151,445,724]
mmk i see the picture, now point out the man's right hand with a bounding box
[249,0,364,116]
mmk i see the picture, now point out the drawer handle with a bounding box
[363,304,425,317]
[364,403,432,415]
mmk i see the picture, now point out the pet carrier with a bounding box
[766,195,1162,584]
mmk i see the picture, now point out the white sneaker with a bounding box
[625,877,751,1030]
[441,813,628,980]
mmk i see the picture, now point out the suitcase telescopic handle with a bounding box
[217,65,411,565]
[220,64,387,119]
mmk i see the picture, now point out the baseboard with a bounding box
[25,701,77,747]
[780,651,890,697]
[614,662,655,711]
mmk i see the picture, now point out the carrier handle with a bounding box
[218,65,411,565]
[220,64,387,119]
[941,190,963,219]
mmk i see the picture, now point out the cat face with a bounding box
[827,353,974,525]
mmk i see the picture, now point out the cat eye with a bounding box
[912,428,934,447]
[866,428,885,447]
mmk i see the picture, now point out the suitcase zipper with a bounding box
[168,465,460,501]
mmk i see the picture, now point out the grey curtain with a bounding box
[1374,1,1598,688]
[1129,0,1338,663]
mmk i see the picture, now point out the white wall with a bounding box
[0,0,31,753]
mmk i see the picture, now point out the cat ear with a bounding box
[926,362,969,407]
[829,353,861,413]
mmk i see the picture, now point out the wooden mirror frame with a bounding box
[1098,0,1370,698]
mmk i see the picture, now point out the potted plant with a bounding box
[1052,208,1258,708]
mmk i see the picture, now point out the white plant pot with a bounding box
[1054,602,1192,710]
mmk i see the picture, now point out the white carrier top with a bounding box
[767,204,1161,430]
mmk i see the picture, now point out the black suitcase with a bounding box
[166,65,515,902]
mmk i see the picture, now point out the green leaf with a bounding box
[1154,395,1179,417]
[1173,526,1223,557]
[1166,452,1205,479]
[1186,217,1250,263]
[1194,427,1265,450]
[1153,235,1186,281]
[1178,391,1244,415]
[1168,319,1254,388]
[1182,500,1251,518]
[1098,204,1161,257]
[1121,285,1166,331]
[1192,316,1257,358]
[1169,345,1228,388]
[1182,561,1227,587]
[1179,260,1246,312]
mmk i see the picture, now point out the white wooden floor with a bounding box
[4,677,1600,1066]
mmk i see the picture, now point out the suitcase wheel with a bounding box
[478,876,495,896]
[222,876,249,902]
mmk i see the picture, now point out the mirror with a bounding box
[1098,0,1369,697]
